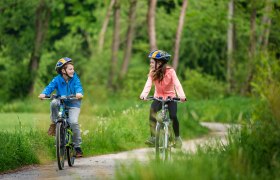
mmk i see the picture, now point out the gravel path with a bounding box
[0,122,232,180]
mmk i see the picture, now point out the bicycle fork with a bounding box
[156,122,169,149]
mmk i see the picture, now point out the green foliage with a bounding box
[1,0,280,101]
[183,69,226,100]
[185,96,257,123]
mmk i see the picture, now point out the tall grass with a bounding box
[0,122,54,172]
[184,96,257,123]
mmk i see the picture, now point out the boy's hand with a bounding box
[38,94,46,100]
[76,93,83,99]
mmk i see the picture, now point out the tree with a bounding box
[172,0,188,70]
[243,0,257,94]
[227,0,235,93]
[98,0,115,53]
[108,0,120,89]
[120,0,137,78]
[28,0,50,94]
[147,0,157,51]
[258,0,272,51]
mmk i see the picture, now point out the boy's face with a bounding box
[62,64,74,77]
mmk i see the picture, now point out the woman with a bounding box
[140,50,187,148]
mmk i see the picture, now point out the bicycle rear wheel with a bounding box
[56,122,66,170]
[66,129,75,166]
[155,123,169,162]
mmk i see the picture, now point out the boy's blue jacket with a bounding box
[42,73,83,108]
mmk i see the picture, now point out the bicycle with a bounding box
[42,95,76,170]
[147,96,181,162]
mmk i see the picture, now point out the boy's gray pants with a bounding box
[50,99,82,148]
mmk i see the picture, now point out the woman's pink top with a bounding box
[140,67,186,100]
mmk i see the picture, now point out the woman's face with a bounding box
[62,64,75,77]
[150,59,162,70]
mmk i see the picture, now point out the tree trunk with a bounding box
[108,0,120,89]
[28,0,50,95]
[227,0,235,94]
[147,0,157,51]
[98,0,115,53]
[243,1,256,94]
[258,0,272,51]
[172,0,188,70]
[120,0,137,78]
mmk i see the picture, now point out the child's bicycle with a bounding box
[42,95,76,170]
[147,96,181,162]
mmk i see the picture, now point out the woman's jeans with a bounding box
[50,99,82,148]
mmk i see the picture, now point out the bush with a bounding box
[182,69,226,100]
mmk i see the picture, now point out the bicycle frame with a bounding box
[147,96,180,162]
[42,95,76,170]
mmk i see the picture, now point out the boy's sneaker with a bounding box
[145,136,155,146]
[47,123,56,136]
[75,147,83,157]
[174,136,183,148]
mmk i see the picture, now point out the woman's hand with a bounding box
[38,94,46,100]
[139,95,147,100]
[180,97,187,102]
[76,93,83,99]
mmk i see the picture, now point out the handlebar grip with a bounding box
[173,97,181,101]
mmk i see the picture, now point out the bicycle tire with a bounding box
[168,122,175,146]
[155,123,169,162]
[56,122,66,170]
[66,129,75,166]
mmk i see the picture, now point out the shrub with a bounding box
[182,69,226,100]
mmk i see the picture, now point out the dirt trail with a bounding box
[0,122,231,180]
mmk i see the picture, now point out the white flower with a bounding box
[83,130,89,136]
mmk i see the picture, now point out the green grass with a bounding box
[185,96,258,123]
[115,94,280,180]
[0,96,255,173]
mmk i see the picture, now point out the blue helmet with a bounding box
[148,50,171,62]
[55,57,72,73]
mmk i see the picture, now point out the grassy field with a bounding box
[0,96,256,173]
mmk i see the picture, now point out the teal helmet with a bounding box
[55,57,72,73]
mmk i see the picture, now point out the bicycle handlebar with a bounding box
[41,95,79,100]
[146,96,181,102]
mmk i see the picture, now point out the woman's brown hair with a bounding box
[151,60,167,82]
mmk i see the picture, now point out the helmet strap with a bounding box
[61,69,72,80]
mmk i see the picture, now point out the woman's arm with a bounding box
[171,69,186,100]
[140,75,153,99]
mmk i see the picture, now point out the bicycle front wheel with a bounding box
[155,123,169,162]
[66,129,75,166]
[56,122,66,170]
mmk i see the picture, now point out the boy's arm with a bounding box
[42,78,57,96]
[74,74,84,95]
[74,74,84,99]
[140,75,153,99]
